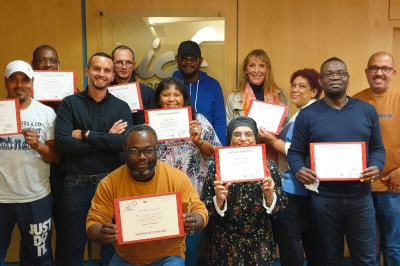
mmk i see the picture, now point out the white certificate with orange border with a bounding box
[310,142,366,181]
[145,107,192,141]
[246,100,288,134]
[114,192,184,245]
[215,144,269,183]
[108,82,143,112]
[0,99,21,136]
[32,71,76,101]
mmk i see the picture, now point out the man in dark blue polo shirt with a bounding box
[55,52,133,266]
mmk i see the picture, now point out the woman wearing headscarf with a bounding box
[202,117,287,266]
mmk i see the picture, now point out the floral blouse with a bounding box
[157,113,222,195]
[201,160,288,266]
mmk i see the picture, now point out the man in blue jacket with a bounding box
[173,40,226,145]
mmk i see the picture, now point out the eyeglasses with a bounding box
[320,71,349,80]
[177,55,200,63]
[125,147,157,157]
[35,58,59,65]
[367,66,393,73]
[114,61,135,67]
[232,132,254,140]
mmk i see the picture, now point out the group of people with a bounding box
[0,38,398,266]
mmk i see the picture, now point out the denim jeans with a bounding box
[185,232,202,266]
[0,194,54,266]
[109,252,184,266]
[372,191,400,266]
[271,193,319,266]
[63,175,114,265]
[311,193,378,266]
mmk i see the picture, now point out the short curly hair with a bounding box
[290,68,322,99]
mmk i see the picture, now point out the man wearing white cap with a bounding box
[0,60,60,265]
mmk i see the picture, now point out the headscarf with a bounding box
[226,116,259,146]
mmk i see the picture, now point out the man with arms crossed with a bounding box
[287,57,385,265]
[86,124,208,265]
[55,52,133,265]
[110,45,154,125]
[353,52,400,265]
[0,60,60,265]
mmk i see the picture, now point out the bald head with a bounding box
[368,52,395,68]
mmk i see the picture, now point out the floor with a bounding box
[5,258,355,266]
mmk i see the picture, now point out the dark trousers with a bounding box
[0,194,54,266]
[271,193,319,266]
[311,193,378,266]
[63,174,114,266]
[49,164,67,266]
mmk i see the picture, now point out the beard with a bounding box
[126,160,157,175]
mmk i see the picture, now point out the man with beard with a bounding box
[287,57,385,265]
[110,45,154,125]
[86,124,208,265]
[0,60,59,265]
[172,40,226,145]
[353,52,400,266]
[55,52,133,265]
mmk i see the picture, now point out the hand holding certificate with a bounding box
[114,192,184,245]
[145,107,192,141]
[246,100,288,135]
[0,99,21,136]
[215,144,269,183]
[310,142,366,181]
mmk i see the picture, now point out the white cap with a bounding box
[4,60,34,79]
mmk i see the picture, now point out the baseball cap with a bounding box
[4,60,34,79]
[177,41,201,58]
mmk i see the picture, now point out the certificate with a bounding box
[32,71,76,101]
[145,107,192,141]
[0,99,21,136]
[246,100,288,134]
[108,82,143,112]
[310,142,366,181]
[215,144,269,183]
[114,192,184,245]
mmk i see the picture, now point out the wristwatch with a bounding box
[81,129,89,141]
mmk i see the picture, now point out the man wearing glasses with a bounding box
[86,124,208,266]
[287,57,385,265]
[31,44,77,265]
[110,45,154,125]
[353,52,400,266]
[172,40,227,146]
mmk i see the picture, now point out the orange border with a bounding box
[145,107,193,142]
[0,99,21,136]
[108,82,144,112]
[246,100,288,135]
[310,142,366,181]
[114,191,184,245]
[215,144,270,183]
[32,70,77,102]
